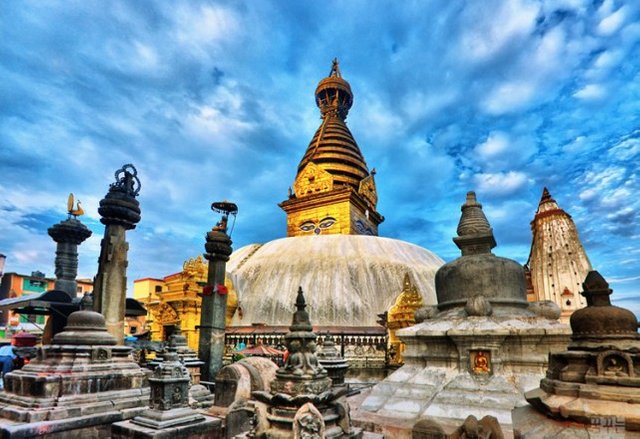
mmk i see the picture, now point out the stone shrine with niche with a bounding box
[356,192,571,434]
[518,270,640,435]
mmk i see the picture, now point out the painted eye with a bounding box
[318,217,336,229]
[300,221,315,232]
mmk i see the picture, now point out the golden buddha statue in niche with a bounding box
[472,351,490,374]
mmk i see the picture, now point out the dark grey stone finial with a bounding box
[110,164,141,197]
[290,287,313,333]
[453,191,497,256]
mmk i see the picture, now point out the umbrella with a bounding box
[238,343,284,357]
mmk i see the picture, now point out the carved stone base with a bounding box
[131,407,205,429]
[112,414,222,439]
[270,375,332,396]
[252,397,362,438]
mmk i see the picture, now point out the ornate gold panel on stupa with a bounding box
[279,59,384,237]
[386,273,424,365]
[133,255,238,351]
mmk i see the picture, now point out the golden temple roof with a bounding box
[387,273,425,326]
[296,59,370,191]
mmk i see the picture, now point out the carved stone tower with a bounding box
[93,164,141,343]
[279,59,384,237]
[525,187,592,322]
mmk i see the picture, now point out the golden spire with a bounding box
[280,60,384,237]
[297,59,368,191]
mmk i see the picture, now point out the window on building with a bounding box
[155,285,162,293]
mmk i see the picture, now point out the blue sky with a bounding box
[1,0,639,314]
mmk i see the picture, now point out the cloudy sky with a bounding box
[1,0,639,314]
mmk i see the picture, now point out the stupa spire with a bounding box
[279,60,384,237]
[453,191,497,256]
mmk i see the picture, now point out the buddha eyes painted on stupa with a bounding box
[299,217,337,234]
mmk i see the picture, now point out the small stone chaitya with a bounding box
[0,310,150,438]
[523,270,640,433]
[112,347,220,438]
[249,287,362,438]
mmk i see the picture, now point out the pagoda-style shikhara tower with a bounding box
[525,187,592,321]
[279,59,384,237]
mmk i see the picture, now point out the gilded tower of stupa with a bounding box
[224,60,442,329]
[279,59,383,237]
[525,187,592,321]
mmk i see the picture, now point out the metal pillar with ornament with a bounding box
[198,201,236,383]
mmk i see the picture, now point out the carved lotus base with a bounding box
[251,397,362,439]
[270,375,332,396]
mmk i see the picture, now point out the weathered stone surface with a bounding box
[523,271,640,433]
[213,357,277,407]
[112,415,222,439]
[0,310,151,437]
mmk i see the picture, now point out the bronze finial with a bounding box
[67,193,85,217]
[330,58,341,77]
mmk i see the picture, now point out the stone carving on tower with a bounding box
[279,59,384,237]
[525,187,592,322]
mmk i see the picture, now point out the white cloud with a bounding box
[573,83,607,100]
[173,4,239,58]
[475,131,509,159]
[481,81,537,115]
[609,138,640,160]
[459,0,539,62]
[473,171,530,196]
[597,5,628,36]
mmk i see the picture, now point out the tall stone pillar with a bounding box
[93,164,141,344]
[198,204,233,382]
[47,211,92,297]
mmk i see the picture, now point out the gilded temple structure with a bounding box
[134,255,237,351]
[386,273,424,366]
[525,187,592,321]
[134,60,444,367]
[279,59,384,238]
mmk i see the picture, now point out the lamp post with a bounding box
[198,201,236,382]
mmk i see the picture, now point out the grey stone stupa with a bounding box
[356,192,571,434]
[517,271,640,435]
[112,344,220,438]
[0,310,150,438]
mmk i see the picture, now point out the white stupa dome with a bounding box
[226,235,444,327]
